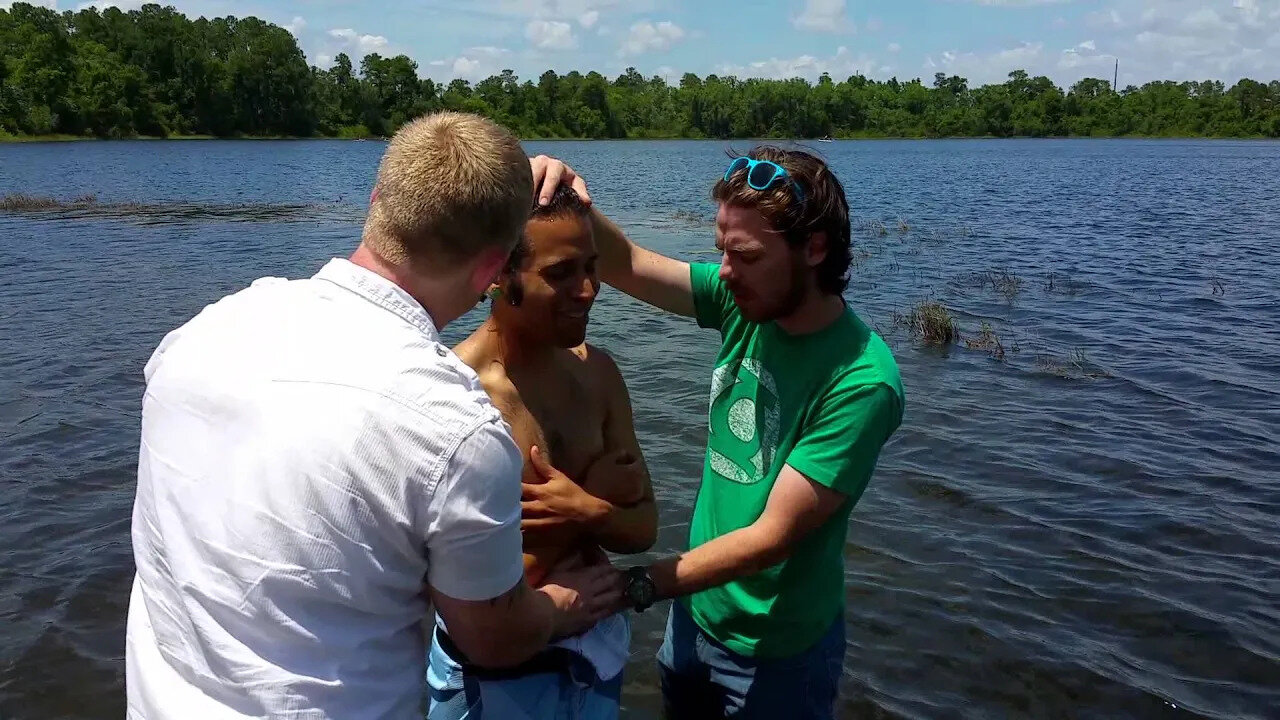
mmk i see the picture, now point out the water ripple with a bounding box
[2,139,1278,719]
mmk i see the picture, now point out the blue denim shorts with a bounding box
[425,626,622,720]
[657,601,846,720]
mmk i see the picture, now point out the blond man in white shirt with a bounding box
[126,112,622,720]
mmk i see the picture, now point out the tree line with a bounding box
[3,2,1279,141]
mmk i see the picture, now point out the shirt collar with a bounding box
[314,258,440,341]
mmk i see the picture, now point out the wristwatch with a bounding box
[624,566,657,613]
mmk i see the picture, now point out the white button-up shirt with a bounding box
[126,258,524,719]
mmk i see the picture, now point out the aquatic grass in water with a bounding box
[0,194,64,211]
[1043,271,1086,296]
[0,193,362,225]
[951,269,1024,301]
[893,301,958,347]
[964,321,1008,361]
[1035,349,1112,380]
[670,209,712,227]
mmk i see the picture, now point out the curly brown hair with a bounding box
[711,146,853,295]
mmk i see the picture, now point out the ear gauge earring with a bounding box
[486,287,503,302]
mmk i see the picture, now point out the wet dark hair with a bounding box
[530,185,590,221]
[495,186,590,307]
[712,146,853,296]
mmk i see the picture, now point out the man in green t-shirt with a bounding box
[527,148,904,719]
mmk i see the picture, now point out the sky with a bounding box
[9,1,1280,88]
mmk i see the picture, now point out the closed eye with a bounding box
[542,261,576,281]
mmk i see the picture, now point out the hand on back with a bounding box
[537,552,624,639]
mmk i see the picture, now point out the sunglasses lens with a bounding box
[748,161,780,190]
[726,157,751,178]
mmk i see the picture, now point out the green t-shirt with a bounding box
[684,262,905,658]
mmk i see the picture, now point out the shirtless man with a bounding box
[425,186,658,720]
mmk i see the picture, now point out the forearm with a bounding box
[647,522,786,600]
[587,207,694,316]
[589,207,635,287]
[436,580,556,668]
[589,498,658,554]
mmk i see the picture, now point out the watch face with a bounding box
[632,579,654,605]
[628,569,655,606]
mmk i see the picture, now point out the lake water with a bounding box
[1,138,1278,719]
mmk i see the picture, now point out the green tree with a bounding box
[2,2,1279,140]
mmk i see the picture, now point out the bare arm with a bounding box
[646,464,848,599]
[580,350,657,553]
[424,419,622,667]
[589,207,696,318]
[430,564,623,668]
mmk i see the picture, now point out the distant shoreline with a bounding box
[4,133,1278,144]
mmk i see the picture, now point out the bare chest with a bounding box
[501,366,606,481]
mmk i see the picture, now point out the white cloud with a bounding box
[619,20,686,56]
[430,46,512,82]
[1233,0,1264,23]
[926,41,1047,85]
[962,0,1068,5]
[793,0,854,33]
[579,10,599,28]
[917,0,1280,89]
[526,19,576,49]
[328,28,390,56]
[494,0,651,19]
[3,0,57,8]
[1098,0,1280,84]
[285,16,306,37]
[314,54,334,69]
[717,45,885,82]
[1087,8,1125,29]
[887,42,901,53]
[1063,40,1097,54]
[76,0,146,10]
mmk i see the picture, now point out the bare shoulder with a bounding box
[571,344,632,412]
[452,331,487,370]
[571,343,625,385]
[453,332,517,405]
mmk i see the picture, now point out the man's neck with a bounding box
[349,243,456,330]
[774,290,846,336]
[477,316,557,370]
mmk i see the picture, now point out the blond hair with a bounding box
[363,112,533,268]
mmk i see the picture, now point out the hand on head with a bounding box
[530,155,591,208]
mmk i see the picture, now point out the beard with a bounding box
[736,254,809,323]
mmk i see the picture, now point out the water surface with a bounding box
[1,138,1278,719]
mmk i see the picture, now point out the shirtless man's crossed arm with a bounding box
[454,185,657,587]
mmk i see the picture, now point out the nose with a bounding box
[718,255,734,284]
[577,273,597,302]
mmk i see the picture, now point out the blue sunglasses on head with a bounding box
[723,156,805,203]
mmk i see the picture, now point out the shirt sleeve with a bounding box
[423,419,525,602]
[785,383,902,501]
[690,262,735,331]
